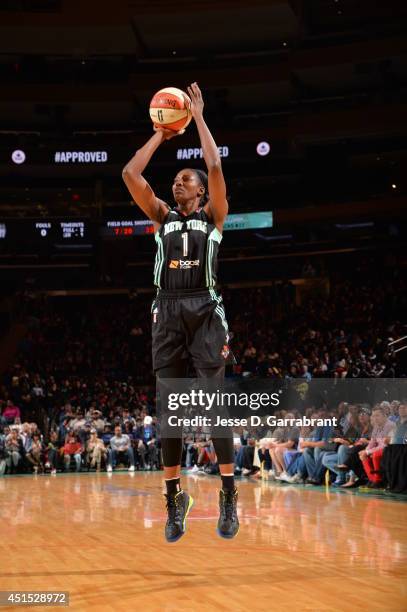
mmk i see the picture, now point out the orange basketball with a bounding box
[149,87,192,132]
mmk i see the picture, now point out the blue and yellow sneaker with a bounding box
[164,490,194,543]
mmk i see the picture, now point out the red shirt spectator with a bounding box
[63,435,82,456]
[3,401,21,423]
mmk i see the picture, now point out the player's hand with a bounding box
[187,82,204,119]
[153,126,184,140]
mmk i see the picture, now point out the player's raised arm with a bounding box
[122,129,179,224]
[187,82,228,229]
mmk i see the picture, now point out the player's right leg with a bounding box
[157,361,194,542]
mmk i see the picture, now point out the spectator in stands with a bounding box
[0,401,6,427]
[46,430,60,474]
[86,429,107,471]
[277,417,319,483]
[71,410,87,434]
[184,433,198,469]
[63,431,83,472]
[257,438,273,475]
[135,415,159,470]
[391,401,407,444]
[101,424,113,447]
[26,433,44,473]
[268,415,300,478]
[190,438,214,473]
[235,437,258,476]
[339,406,393,488]
[3,400,20,425]
[358,407,396,488]
[389,401,401,423]
[20,422,33,456]
[301,417,335,485]
[0,432,7,476]
[322,408,366,486]
[5,427,23,473]
[107,425,135,472]
[91,410,105,434]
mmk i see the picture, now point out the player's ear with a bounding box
[198,185,205,197]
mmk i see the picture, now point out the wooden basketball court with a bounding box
[0,472,405,611]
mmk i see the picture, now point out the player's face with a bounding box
[172,169,203,205]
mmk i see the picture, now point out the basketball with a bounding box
[149,87,192,132]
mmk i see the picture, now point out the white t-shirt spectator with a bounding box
[110,434,131,452]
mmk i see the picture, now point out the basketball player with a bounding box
[122,82,238,542]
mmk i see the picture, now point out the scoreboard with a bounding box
[0,219,91,251]
[0,211,273,253]
[101,220,155,238]
[101,212,273,238]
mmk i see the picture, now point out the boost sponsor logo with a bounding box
[169,259,200,270]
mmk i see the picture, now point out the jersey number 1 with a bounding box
[182,232,188,257]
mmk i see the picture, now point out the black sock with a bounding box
[221,475,235,492]
[165,478,181,495]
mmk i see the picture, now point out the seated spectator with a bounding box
[101,424,113,447]
[391,401,407,444]
[358,407,396,488]
[3,401,21,425]
[190,438,213,473]
[322,408,366,486]
[276,420,318,483]
[301,418,335,484]
[135,416,159,470]
[63,431,83,472]
[46,430,61,474]
[339,406,394,488]
[86,430,107,471]
[235,438,257,476]
[11,417,23,433]
[184,433,198,469]
[5,427,24,474]
[267,415,299,478]
[257,439,273,474]
[0,433,7,476]
[381,402,407,492]
[26,433,44,473]
[107,425,135,472]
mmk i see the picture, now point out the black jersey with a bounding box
[153,207,222,291]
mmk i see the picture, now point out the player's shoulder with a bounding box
[160,207,177,224]
[199,206,211,222]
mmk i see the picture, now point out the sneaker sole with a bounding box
[216,524,240,540]
[166,495,194,543]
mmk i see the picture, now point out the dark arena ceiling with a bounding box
[0,0,406,218]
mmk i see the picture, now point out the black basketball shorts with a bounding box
[151,288,232,372]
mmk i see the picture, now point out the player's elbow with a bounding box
[122,165,141,183]
[207,159,222,172]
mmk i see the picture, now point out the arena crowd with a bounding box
[1,277,406,491]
